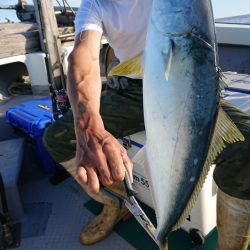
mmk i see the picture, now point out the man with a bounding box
[43,0,150,245]
[43,0,250,248]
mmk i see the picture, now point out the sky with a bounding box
[1,0,250,22]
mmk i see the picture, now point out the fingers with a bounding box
[86,167,100,194]
[76,166,87,186]
[75,146,88,185]
[120,147,133,182]
[94,150,114,186]
[76,165,100,194]
[103,141,126,182]
[89,137,114,186]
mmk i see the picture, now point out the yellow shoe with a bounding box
[80,202,131,245]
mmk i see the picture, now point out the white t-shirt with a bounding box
[75,0,152,63]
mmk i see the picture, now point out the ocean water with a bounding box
[0,9,18,23]
[0,0,21,23]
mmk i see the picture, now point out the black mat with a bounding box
[21,202,52,238]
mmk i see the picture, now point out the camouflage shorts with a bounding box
[43,81,250,200]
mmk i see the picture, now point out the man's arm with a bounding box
[67,30,132,194]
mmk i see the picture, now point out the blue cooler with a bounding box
[6,97,59,173]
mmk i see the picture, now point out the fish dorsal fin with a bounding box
[175,105,245,229]
[162,40,173,81]
[108,54,143,78]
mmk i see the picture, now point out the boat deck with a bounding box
[0,72,250,250]
[0,95,216,250]
[18,166,135,250]
[9,152,218,250]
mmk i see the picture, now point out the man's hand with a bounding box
[75,115,133,194]
[67,30,132,194]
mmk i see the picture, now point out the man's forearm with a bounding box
[64,31,133,192]
[67,30,103,128]
[67,50,103,130]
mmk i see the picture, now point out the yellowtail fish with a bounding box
[109,0,244,248]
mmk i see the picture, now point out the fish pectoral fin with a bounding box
[108,53,143,77]
[162,39,173,81]
[175,106,245,229]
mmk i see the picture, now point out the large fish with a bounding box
[109,0,244,248]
